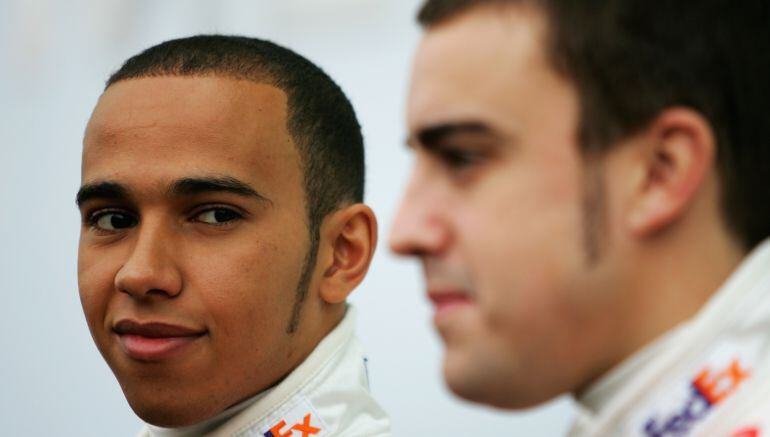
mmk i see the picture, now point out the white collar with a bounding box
[571,238,770,434]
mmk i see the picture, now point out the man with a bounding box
[390,0,770,435]
[77,35,390,436]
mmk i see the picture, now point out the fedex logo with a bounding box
[643,359,750,437]
[264,413,321,437]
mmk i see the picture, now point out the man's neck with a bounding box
[583,211,746,395]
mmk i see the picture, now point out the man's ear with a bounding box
[316,204,378,304]
[626,108,716,236]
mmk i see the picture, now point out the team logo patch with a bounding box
[643,358,750,436]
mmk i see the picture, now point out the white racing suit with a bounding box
[139,306,391,437]
[570,239,770,437]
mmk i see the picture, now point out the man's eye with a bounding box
[194,208,242,225]
[91,211,137,231]
[438,148,482,169]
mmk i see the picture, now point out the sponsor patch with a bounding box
[642,358,750,437]
[264,414,321,437]
[260,397,327,437]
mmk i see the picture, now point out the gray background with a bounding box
[0,0,575,435]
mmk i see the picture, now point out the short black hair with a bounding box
[107,34,364,247]
[418,0,770,250]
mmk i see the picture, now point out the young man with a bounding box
[390,0,770,435]
[77,35,390,436]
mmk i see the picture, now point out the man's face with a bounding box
[78,76,316,426]
[391,6,626,408]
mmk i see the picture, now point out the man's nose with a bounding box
[114,221,182,300]
[389,174,451,257]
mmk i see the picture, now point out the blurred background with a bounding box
[0,0,574,435]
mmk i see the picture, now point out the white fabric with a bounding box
[137,306,391,437]
[569,239,770,437]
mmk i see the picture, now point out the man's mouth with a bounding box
[113,320,206,362]
[428,289,475,322]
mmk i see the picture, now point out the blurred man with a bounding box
[77,35,390,436]
[391,1,770,435]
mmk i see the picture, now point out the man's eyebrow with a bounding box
[169,176,271,204]
[407,121,501,149]
[76,182,129,208]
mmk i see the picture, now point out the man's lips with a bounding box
[428,290,475,321]
[114,320,204,337]
[113,320,206,362]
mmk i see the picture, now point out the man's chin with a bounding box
[125,392,221,428]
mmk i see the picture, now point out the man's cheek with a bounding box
[77,262,114,316]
